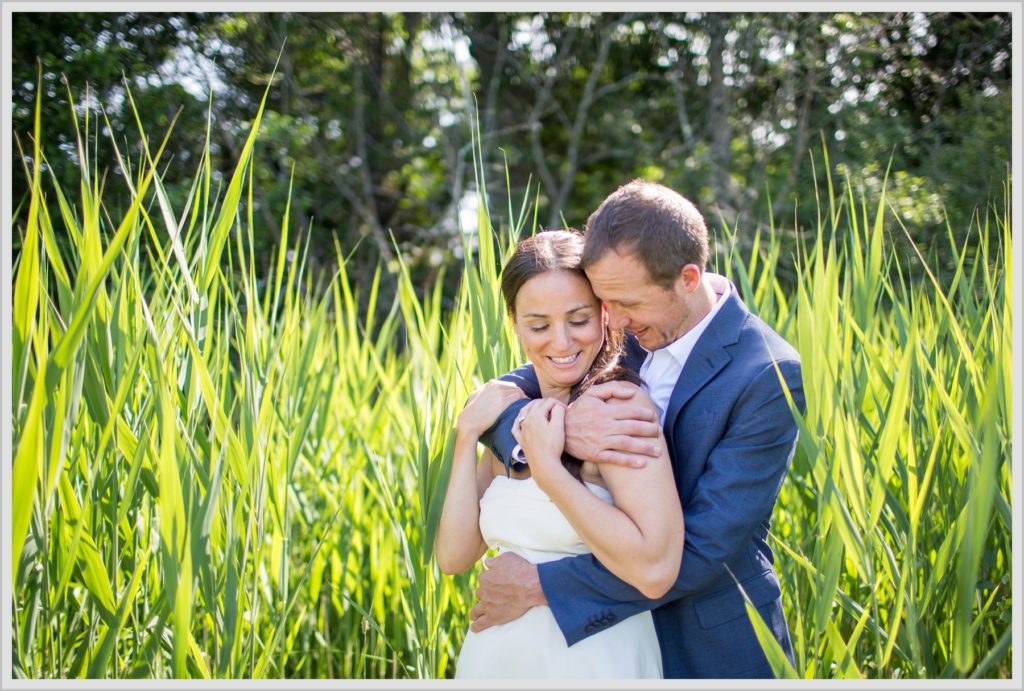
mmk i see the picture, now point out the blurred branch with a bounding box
[352,56,395,265]
[547,14,624,227]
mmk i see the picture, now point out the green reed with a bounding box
[722,154,1012,679]
[10,85,1012,679]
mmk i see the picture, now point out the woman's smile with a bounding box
[512,270,606,399]
[548,352,582,366]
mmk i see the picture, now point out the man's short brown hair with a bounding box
[582,180,709,288]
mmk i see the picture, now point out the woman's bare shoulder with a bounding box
[618,380,658,410]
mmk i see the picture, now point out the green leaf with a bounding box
[730,567,800,679]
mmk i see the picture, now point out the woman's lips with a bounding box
[548,352,581,366]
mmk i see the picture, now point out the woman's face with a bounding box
[513,269,606,397]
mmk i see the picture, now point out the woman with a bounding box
[435,229,684,678]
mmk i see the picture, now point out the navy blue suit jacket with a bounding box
[482,284,804,678]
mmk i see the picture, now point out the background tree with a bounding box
[11,11,1011,302]
[12,12,219,259]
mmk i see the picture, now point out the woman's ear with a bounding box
[601,303,610,326]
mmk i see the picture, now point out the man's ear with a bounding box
[677,264,703,293]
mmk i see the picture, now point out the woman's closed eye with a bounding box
[529,318,590,332]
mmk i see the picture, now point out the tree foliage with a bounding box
[11,11,1012,294]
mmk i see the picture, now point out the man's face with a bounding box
[584,249,694,351]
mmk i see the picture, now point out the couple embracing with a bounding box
[436,180,805,679]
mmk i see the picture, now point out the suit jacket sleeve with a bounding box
[478,363,541,469]
[538,358,805,646]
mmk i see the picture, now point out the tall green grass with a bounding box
[10,87,1012,678]
[723,156,1012,679]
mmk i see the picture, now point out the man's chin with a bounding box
[633,330,658,350]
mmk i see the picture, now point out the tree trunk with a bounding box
[706,14,733,211]
[547,15,622,228]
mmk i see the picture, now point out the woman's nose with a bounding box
[553,323,572,349]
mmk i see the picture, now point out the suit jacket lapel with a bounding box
[622,336,647,372]
[663,287,747,444]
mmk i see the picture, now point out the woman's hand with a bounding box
[456,379,527,439]
[512,398,567,483]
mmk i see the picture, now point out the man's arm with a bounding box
[478,364,661,470]
[478,363,540,470]
[538,359,805,645]
[562,384,664,467]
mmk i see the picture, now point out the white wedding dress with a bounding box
[454,475,663,678]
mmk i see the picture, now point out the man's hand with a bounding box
[469,552,547,632]
[564,382,662,468]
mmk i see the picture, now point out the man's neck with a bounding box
[668,280,719,345]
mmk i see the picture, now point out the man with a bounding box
[477,180,805,678]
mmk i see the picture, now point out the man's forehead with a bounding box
[585,251,651,285]
[587,274,656,305]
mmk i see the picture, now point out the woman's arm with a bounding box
[435,433,493,575]
[435,381,527,575]
[516,391,684,599]
[477,362,539,470]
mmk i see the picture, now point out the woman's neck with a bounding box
[538,380,572,403]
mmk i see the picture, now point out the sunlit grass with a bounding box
[723,158,1012,679]
[10,85,1013,679]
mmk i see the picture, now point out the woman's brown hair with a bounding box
[500,229,631,481]
[500,230,624,392]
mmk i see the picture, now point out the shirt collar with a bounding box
[645,274,731,366]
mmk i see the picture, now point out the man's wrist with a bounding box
[528,563,548,607]
[562,435,589,463]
